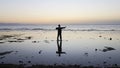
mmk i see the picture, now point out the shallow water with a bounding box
[0,25,120,67]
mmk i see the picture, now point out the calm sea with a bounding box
[0,24,120,31]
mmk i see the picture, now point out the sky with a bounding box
[0,0,120,24]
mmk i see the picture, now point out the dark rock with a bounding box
[109,38,112,40]
[99,35,102,37]
[25,36,32,39]
[95,49,97,51]
[103,61,107,64]
[1,62,4,64]
[28,61,31,63]
[84,53,88,56]
[19,61,23,63]
[39,50,42,54]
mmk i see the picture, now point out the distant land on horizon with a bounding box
[0,21,120,25]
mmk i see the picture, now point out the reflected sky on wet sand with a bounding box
[0,30,120,66]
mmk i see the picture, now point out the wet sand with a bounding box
[0,30,120,67]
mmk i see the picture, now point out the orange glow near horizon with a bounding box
[0,0,120,24]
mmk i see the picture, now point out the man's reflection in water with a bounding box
[56,39,66,57]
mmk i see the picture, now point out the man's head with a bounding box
[58,24,60,27]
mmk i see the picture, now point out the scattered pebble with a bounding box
[109,38,112,40]
[25,36,32,39]
[39,50,42,54]
[99,35,102,37]
[103,61,107,64]
[19,61,23,63]
[1,62,4,64]
[84,53,88,56]
[32,41,40,43]
[32,41,37,43]
[114,64,118,67]
[95,49,97,51]
[28,61,31,63]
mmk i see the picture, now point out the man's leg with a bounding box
[60,34,62,41]
[57,34,59,41]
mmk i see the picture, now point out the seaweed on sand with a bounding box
[0,35,15,40]
[0,56,5,59]
[102,46,115,52]
[0,51,13,56]
[0,42,5,44]
[0,34,32,43]
[8,40,24,43]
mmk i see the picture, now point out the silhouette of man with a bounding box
[56,24,66,41]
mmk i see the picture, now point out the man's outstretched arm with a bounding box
[56,27,58,29]
[61,27,66,29]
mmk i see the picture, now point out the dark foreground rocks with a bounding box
[0,64,120,68]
